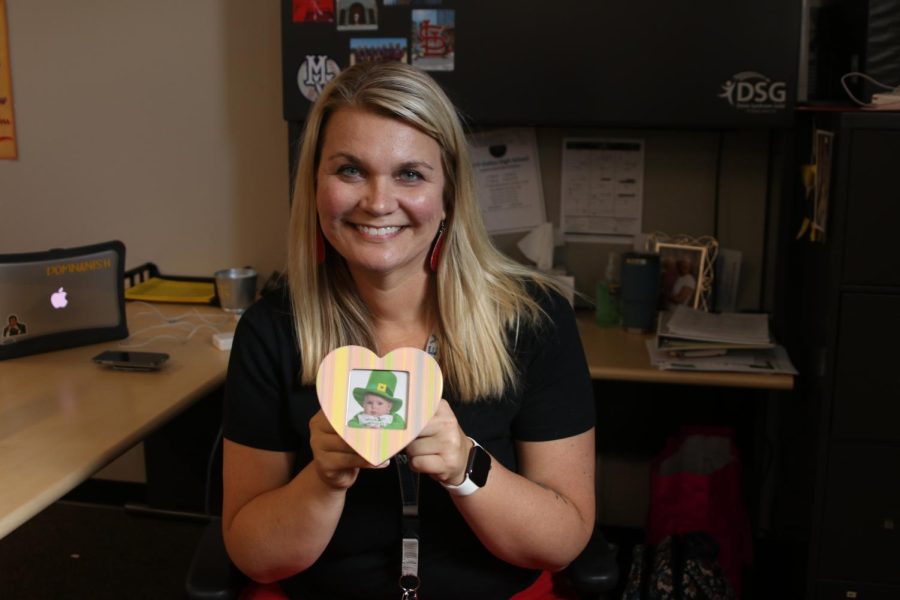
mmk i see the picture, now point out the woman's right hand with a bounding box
[308,410,386,489]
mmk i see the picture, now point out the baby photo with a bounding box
[346,369,408,430]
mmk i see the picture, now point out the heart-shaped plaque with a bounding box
[316,345,443,466]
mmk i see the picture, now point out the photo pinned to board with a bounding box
[350,37,408,65]
[411,9,454,71]
[292,0,335,23]
[336,0,378,31]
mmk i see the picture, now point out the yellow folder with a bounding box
[125,277,216,304]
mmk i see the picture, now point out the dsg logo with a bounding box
[719,71,787,114]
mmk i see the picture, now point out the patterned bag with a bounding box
[621,532,735,600]
[647,427,753,594]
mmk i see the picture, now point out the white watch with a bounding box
[441,438,492,497]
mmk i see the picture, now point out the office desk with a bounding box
[0,303,235,540]
[575,312,793,390]
[577,311,792,536]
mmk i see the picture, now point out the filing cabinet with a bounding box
[831,293,900,442]
[840,129,900,287]
[818,443,900,584]
[816,581,900,600]
[783,112,900,599]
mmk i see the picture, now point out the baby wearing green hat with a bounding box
[347,370,407,430]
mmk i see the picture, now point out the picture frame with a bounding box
[316,345,443,466]
[647,233,719,311]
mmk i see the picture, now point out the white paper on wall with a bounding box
[469,128,546,234]
[560,138,645,243]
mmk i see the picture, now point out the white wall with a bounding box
[1,1,289,280]
[1,1,288,484]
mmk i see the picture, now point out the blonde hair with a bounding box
[287,62,557,402]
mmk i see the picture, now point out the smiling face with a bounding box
[316,107,446,284]
[362,393,392,416]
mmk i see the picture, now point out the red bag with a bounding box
[647,427,753,597]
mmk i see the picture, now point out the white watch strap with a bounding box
[441,438,482,497]
[443,476,480,496]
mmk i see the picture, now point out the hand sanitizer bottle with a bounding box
[595,252,622,327]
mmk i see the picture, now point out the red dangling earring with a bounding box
[429,220,446,272]
[316,226,326,265]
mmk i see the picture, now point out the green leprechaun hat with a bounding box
[352,370,403,414]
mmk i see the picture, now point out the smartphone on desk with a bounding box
[92,350,170,371]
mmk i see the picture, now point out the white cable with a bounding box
[191,308,231,326]
[183,324,223,340]
[119,335,185,349]
[125,321,197,339]
[119,323,222,348]
[840,72,900,108]
[130,301,231,326]
[131,301,194,323]
[120,301,229,348]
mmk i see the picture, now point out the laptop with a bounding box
[0,240,128,360]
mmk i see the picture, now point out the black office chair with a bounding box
[559,529,620,599]
[186,432,619,599]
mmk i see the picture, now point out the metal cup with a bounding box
[214,268,258,314]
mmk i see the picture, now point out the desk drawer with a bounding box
[832,293,900,443]
[817,580,900,600]
[818,443,900,584]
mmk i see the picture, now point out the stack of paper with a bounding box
[656,307,774,355]
[646,342,798,375]
[649,306,797,375]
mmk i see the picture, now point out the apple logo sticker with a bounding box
[50,287,69,309]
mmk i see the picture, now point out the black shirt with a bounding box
[224,285,595,599]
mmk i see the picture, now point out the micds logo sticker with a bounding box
[298,55,340,102]
[718,71,787,114]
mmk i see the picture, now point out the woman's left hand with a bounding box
[404,399,471,486]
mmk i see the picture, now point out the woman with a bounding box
[222,61,595,599]
[667,256,697,309]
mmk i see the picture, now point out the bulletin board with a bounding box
[281,0,801,129]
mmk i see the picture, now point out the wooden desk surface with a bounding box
[575,312,794,390]
[0,304,790,538]
[0,303,235,539]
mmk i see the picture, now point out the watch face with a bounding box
[468,444,492,488]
